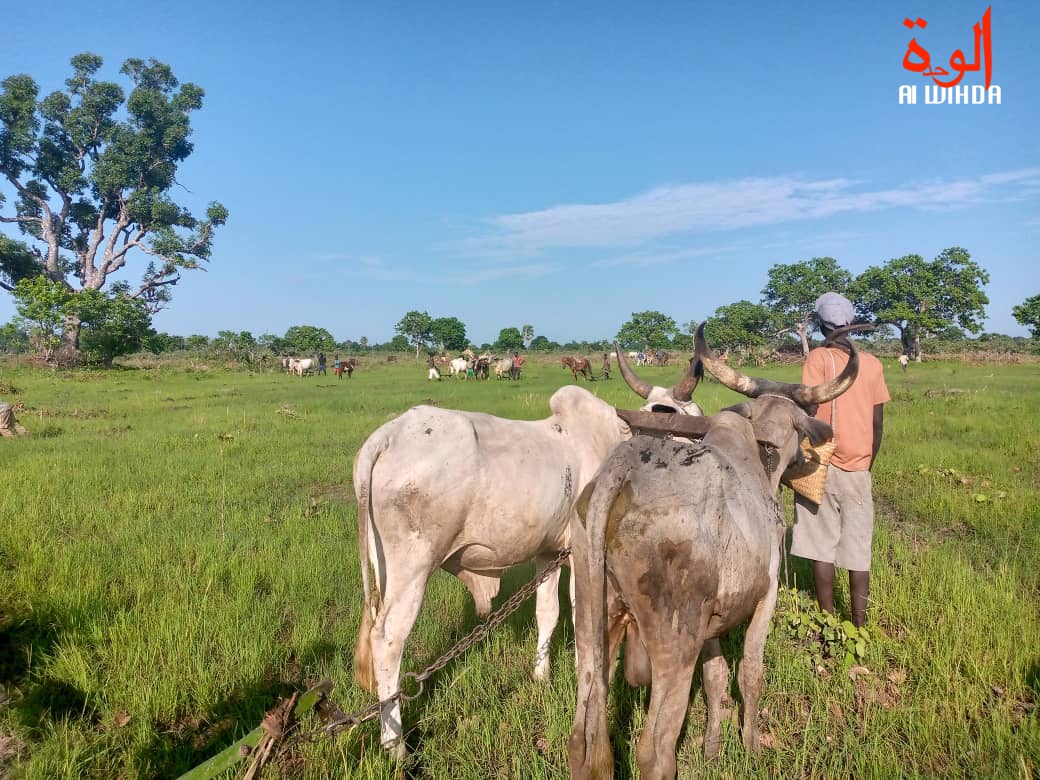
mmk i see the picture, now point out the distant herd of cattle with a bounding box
[279,349,673,384]
[350,327,861,777]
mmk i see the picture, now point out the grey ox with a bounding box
[568,324,859,780]
[353,349,704,757]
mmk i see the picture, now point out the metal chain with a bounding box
[323,547,571,733]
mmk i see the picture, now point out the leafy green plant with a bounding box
[778,586,870,667]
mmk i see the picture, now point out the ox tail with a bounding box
[352,433,388,693]
[568,464,629,778]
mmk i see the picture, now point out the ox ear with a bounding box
[798,415,833,447]
[721,402,753,418]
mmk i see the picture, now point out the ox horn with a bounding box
[694,323,862,407]
[694,324,762,397]
[671,354,704,403]
[614,341,652,399]
[790,324,866,405]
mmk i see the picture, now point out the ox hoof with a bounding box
[703,736,722,760]
[384,739,408,761]
[532,663,550,682]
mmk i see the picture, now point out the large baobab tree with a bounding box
[0,53,227,356]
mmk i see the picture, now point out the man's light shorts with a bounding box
[792,465,874,571]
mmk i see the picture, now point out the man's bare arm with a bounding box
[870,404,885,470]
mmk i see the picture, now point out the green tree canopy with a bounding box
[150,332,185,352]
[495,327,523,352]
[12,275,154,364]
[388,334,409,351]
[282,325,336,355]
[257,333,285,354]
[184,334,209,351]
[529,335,552,351]
[74,285,156,366]
[0,54,227,348]
[703,300,773,353]
[395,310,433,359]
[1012,293,1040,338]
[430,316,468,352]
[616,310,678,349]
[761,256,852,355]
[850,247,989,359]
[0,234,41,290]
[0,320,30,353]
[210,330,262,363]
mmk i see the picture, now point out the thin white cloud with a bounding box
[592,246,735,268]
[316,253,555,285]
[458,168,1040,254]
[462,263,556,284]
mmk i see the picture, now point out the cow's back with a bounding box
[361,405,586,572]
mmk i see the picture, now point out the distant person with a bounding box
[318,352,327,376]
[791,292,890,628]
[898,353,909,372]
[601,352,611,380]
[427,353,440,381]
[333,354,341,377]
[510,351,524,380]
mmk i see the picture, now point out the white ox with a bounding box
[493,357,512,378]
[353,348,704,757]
[449,357,469,377]
[289,358,314,376]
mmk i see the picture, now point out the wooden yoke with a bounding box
[614,408,711,439]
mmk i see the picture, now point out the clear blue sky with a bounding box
[2,0,1037,343]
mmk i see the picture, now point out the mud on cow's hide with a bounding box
[568,323,860,780]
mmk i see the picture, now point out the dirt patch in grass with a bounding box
[18,405,111,419]
[0,729,26,775]
[307,482,354,504]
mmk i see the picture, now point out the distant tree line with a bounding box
[3,247,1037,363]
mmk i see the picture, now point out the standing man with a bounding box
[510,351,524,380]
[333,355,341,377]
[601,352,611,380]
[317,352,327,376]
[791,292,890,628]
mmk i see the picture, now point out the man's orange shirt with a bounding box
[802,347,890,472]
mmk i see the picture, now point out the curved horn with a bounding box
[694,323,762,397]
[792,324,863,405]
[671,355,704,403]
[614,341,652,399]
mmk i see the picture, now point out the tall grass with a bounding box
[0,357,1037,778]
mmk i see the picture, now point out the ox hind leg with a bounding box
[636,631,701,780]
[737,579,780,753]
[700,638,729,759]
[370,562,437,759]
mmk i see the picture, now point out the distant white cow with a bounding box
[291,358,315,376]
[449,357,469,377]
[493,357,512,379]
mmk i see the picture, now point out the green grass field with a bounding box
[1,355,1038,778]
